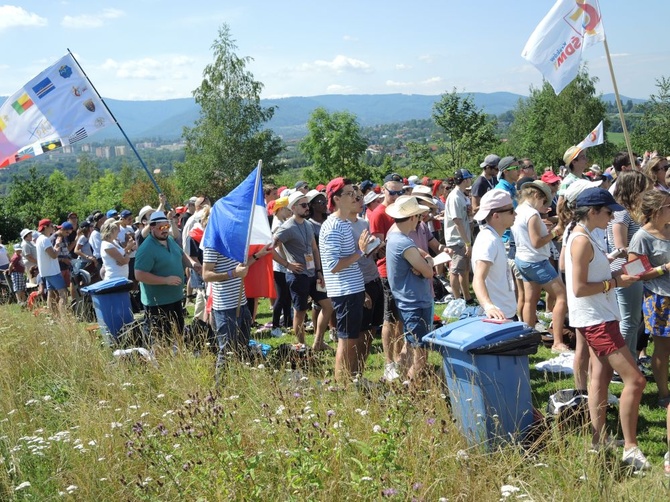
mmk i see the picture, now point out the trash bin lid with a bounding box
[423,318,533,352]
[81,277,133,294]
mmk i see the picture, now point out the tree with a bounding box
[299,108,369,181]
[632,76,670,154]
[507,69,612,168]
[431,89,498,171]
[175,24,284,199]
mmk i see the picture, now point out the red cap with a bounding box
[38,218,52,231]
[422,176,430,186]
[326,177,346,212]
[316,184,326,192]
[373,185,381,193]
[432,179,443,196]
[277,186,288,196]
[540,171,561,184]
[175,206,187,214]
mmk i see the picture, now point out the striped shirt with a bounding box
[203,247,246,311]
[320,216,365,297]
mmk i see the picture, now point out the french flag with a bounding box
[203,162,275,298]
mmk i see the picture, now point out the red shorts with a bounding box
[582,320,625,357]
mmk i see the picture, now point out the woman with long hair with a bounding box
[100,219,134,281]
[643,155,670,193]
[565,187,648,470]
[511,181,569,352]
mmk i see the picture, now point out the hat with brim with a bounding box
[410,185,432,196]
[563,146,582,165]
[149,211,169,224]
[473,189,514,221]
[574,187,624,211]
[288,191,307,209]
[305,189,324,204]
[528,181,552,204]
[540,171,561,184]
[138,205,154,222]
[414,195,437,209]
[385,195,430,219]
[20,228,31,239]
[363,191,383,205]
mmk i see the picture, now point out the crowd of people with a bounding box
[3,146,670,474]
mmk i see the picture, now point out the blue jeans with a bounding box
[616,282,643,356]
[212,305,252,382]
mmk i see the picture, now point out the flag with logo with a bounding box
[577,120,604,149]
[0,53,114,168]
[522,0,605,94]
[203,163,275,298]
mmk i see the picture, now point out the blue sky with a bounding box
[1,0,668,101]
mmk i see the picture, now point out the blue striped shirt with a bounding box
[320,216,365,298]
[203,247,246,311]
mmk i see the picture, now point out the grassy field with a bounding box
[0,299,668,500]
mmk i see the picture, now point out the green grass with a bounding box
[0,300,668,500]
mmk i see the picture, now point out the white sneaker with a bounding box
[534,322,548,333]
[270,327,284,338]
[622,446,651,472]
[383,362,400,381]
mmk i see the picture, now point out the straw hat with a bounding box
[385,195,429,219]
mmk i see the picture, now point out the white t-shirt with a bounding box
[35,234,60,277]
[0,245,8,268]
[511,202,550,262]
[444,187,471,246]
[101,241,128,280]
[471,225,517,318]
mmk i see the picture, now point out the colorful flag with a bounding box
[576,120,604,149]
[0,53,114,168]
[522,0,605,94]
[202,164,275,299]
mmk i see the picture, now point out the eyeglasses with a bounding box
[297,203,310,208]
[340,191,356,198]
[386,188,405,196]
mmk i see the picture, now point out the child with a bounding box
[7,244,26,305]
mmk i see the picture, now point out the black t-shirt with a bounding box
[471,175,495,198]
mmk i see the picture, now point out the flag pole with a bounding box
[66,49,169,207]
[236,160,263,316]
[602,39,636,167]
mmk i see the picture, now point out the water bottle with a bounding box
[442,298,466,324]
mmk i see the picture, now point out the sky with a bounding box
[1,0,669,102]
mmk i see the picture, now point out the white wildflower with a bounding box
[372,424,382,433]
[14,481,31,491]
[66,485,78,493]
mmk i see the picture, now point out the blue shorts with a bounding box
[44,273,66,292]
[286,273,328,312]
[399,306,433,347]
[332,291,365,340]
[514,258,558,285]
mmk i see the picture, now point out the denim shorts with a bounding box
[514,258,558,285]
[332,291,365,339]
[399,306,433,347]
[43,273,66,291]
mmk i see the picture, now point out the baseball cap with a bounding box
[473,189,514,221]
[540,171,561,184]
[57,222,74,230]
[106,209,119,219]
[480,154,501,168]
[360,180,375,192]
[383,173,403,184]
[574,187,624,211]
[67,212,78,219]
[149,211,169,224]
[407,175,419,187]
[454,169,474,183]
[175,206,187,214]
[294,180,309,190]
[563,146,582,165]
[316,184,326,192]
[120,209,132,218]
[38,219,52,231]
[326,177,346,212]
[516,176,535,191]
[79,221,91,229]
[385,195,429,219]
[498,156,519,172]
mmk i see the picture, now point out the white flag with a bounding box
[521,0,605,94]
[0,53,114,168]
[577,120,604,149]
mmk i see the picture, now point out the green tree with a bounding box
[632,76,670,154]
[85,171,123,215]
[299,108,369,181]
[431,89,498,170]
[507,70,612,168]
[4,166,57,225]
[175,24,284,199]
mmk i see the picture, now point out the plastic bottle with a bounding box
[441,298,466,324]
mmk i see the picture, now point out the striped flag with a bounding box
[0,53,114,168]
[522,0,605,94]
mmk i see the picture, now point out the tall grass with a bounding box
[0,305,668,500]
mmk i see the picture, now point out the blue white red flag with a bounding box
[0,53,114,168]
[522,0,605,95]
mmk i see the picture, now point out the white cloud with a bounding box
[421,77,443,85]
[418,54,434,64]
[395,64,412,70]
[101,55,195,81]
[327,84,355,93]
[0,6,47,30]
[302,55,372,74]
[61,8,124,29]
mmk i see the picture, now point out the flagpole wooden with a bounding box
[67,49,169,208]
[236,160,263,316]
[602,39,636,168]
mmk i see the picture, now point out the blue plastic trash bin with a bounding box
[81,278,134,343]
[423,317,541,448]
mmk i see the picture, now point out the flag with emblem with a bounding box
[576,121,604,149]
[0,53,115,168]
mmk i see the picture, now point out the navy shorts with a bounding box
[380,277,399,323]
[332,291,365,340]
[361,278,384,331]
[399,306,433,347]
[286,273,328,312]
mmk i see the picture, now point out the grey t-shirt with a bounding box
[350,217,381,284]
[274,217,316,277]
[628,227,670,296]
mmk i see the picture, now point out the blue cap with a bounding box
[574,187,624,211]
[120,209,132,218]
[454,169,474,183]
[58,221,74,230]
[106,209,118,218]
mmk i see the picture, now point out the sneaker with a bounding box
[262,322,273,330]
[621,446,651,472]
[270,327,284,338]
[383,362,400,381]
[611,371,623,383]
[304,321,314,332]
[664,452,670,477]
[534,322,548,333]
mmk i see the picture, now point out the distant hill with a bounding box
[1,92,647,142]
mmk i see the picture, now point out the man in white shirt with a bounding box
[444,169,474,303]
[35,218,67,315]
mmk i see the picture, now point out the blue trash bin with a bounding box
[81,278,134,343]
[423,317,541,448]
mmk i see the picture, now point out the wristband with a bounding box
[227,269,234,280]
[603,279,611,293]
[657,266,666,276]
[252,253,259,261]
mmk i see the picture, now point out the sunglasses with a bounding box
[386,188,405,196]
[156,224,170,231]
[297,203,310,208]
